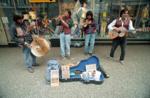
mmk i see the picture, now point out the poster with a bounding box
[51,70,59,87]
[1,17,9,24]
[86,64,96,72]
[61,66,70,79]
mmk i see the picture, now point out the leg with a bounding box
[65,34,71,56]
[89,33,96,54]
[60,33,65,57]
[120,39,127,61]
[31,52,38,66]
[84,34,90,54]
[22,47,34,73]
[110,40,119,57]
[23,47,32,68]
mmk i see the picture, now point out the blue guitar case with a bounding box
[60,56,105,84]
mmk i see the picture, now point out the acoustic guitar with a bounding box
[108,27,150,39]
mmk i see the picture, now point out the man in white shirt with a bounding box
[107,9,135,64]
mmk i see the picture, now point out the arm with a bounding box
[77,7,82,14]
[108,19,117,31]
[10,25,20,43]
[59,17,69,28]
[129,20,135,31]
[92,20,97,32]
[68,19,74,28]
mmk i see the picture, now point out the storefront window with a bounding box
[93,0,150,39]
[0,0,149,45]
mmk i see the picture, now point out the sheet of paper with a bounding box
[1,17,9,23]
[86,64,96,72]
[61,66,70,79]
[51,70,59,87]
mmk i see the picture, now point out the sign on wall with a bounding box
[29,0,56,3]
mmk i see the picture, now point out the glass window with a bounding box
[91,0,150,39]
[0,0,149,44]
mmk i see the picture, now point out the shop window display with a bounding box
[0,0,149,46]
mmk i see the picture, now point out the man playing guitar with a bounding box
[107,9,135,64]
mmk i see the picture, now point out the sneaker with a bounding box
[27,67,34,73]
[88,53,93,56]
[84,52,88,55]
[107,56,114,60]
[120,60,124,65]
[32,63,40,66]
[59,56,65,60]
[104,73,110,78]
[66,55,71,59]
[46,80,50,85]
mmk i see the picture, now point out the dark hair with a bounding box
[86,11,93,19]
[120,9,129,17]
[13,14,23,23]
[22,11,28,15]
[81,1,87,7]
[66,9,72,17]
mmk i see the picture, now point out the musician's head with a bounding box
[64,9,72,18]
[13,14,23,24]
[22,11,29,21]
[81,2,87,8]
[120,9,129,19]
[86,11,93,20]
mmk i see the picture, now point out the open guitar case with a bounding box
[60,56,105,84]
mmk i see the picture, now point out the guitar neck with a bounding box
[128,27,150,32]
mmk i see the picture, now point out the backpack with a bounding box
[45,59,60,82]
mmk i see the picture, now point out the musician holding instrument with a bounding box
[107,9,135,64]
[83,11,97,56]
[10,14,39,73]
[58,9,74,59]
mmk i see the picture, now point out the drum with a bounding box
[30,35,50,57]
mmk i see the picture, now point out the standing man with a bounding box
[59,9,73,59]
[107,9,135,64]
[10,14,38,73]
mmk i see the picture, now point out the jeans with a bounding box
[110,38,127,61]
[60,33,71,57]
[22,47,36,68]
[84,33,96,54]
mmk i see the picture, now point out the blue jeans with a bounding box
[84,33,96,54]
[22,47,36,68]
[60,33,71,57]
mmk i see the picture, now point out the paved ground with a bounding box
[0,45,150,98]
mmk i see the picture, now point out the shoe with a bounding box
[32,63,40,66]
[104,73,110,78]
[66,55,71,59]
[84,52,88,55]
[27,67,34,73]
[88,53,93,56]
[59,56,65,60]
[107,56,114,60]
[46,80,50,85]
[120,60,124,65]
